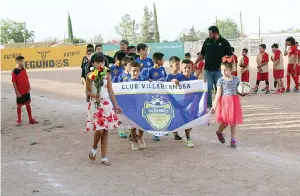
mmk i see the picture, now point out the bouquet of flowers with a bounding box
[88,65,109,97]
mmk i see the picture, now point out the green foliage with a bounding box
[115,14,139,43]
[68,13,74,43]
[179,26,206,41]
[1,19,34,43]
[139,6,154,43]
[153,3,160,43]
[216,18,240,39]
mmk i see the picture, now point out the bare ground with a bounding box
[1,65,300,196]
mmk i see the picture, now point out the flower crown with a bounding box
[222,56,233,63]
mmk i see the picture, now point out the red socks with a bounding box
[17,106,22,121]
[287,75,291,90]
[292,75,299,90]
[26,104,33,121]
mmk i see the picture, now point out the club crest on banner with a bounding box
[142,96,175,131]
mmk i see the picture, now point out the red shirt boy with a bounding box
[239,48,249,82]
[12,56,38,126]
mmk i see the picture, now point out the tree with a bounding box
[153,3,160,43]
[1,19,34,43]
[73,37,86,44]
[139,6,154,43]
[93,34,104,43]
[44,37,59,42]
[179,26,206,41]
[68,13,74,43]
[115,14,139,43]
[216,18,240,39]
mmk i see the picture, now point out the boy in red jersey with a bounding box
[253,44,270,94]
[271,44,285,94]
[284,37,299,92]
[231,47,238,76]
[239,48,249,82]
[296,42,300,88]
[12,56,39,126]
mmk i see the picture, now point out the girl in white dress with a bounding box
[85,53,122,166]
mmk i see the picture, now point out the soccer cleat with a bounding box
[252,88,258,94]
[152,135,161,141]
[185,140,195,148]
[286,89,291,93]
[131,143,139,151]
[216,131,225,144]
[293,88,299,92]
[230,140,237,148]
[273,90,281,94]
[16,120,22,126]
[261,87,266,91]
[29,118,39,124]
[118,130,128,138]
[174,134,183,142]
[138,139,147,149]
[265,90,270,94]
[89,148,97,160]
[280,88,286,93]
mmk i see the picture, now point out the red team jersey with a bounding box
[11,68,30,95]
[256,52,269,81]
[240,56,249,82]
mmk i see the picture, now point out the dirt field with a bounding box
[1,61,300,196]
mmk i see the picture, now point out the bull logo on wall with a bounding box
[36,50,50,61]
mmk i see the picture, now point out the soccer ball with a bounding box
[237,82,252,96]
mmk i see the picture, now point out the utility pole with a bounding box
[258,17,261,38]
[216,16,218,26]
[239,11,243,38]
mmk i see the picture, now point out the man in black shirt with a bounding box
[195,26,232,109]
[113,40,129,60]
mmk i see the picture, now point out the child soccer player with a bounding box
[174,59,197,147]
[253,44,270,94]
[110,52,126,83]
[284,37,299,92]
[95,44,103,53]
[135,43,154,80]
[297,42,300,88]
[184,52,195,75]
[239,48,250,82]
[212,57,243,148]
[231,47,238,76]
[271,44,285,94]
[129,46,136,53]
[195,52,205,79]
[147,52,167,141]
[147,52,167,82]
[12,56,39,126]
[125,62,147,150]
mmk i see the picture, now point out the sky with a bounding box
[1,0,300,42]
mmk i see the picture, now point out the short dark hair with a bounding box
[87,53,107,73]
[95,44,102,49]
[181,59,192,64]
[87,48,94,53]
[169,56,180,64]
[87,44,94,49]
[259,44,266,49]
[286,36,296,45]
[116,51,126,61]
[152,52,164,63]
[271,43,279,48]
[129,61,141,69]
[121,56,134,66]
[136,43,148,52]
[15,56,24,61]
[231,47,235,52]
[127,52,139,59]
[129,45,136,50]
[185,52,191,57]
[208,26,219,34]
[242,48,248,53]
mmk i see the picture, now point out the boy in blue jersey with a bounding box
[135,43,154,80]
[127,62,147,150]
[165,56,185,82]
[147,52,167,82]
[118,56,134,83]
[110,52,126,83]
[147,52,167,141]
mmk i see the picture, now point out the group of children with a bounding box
[228,37,300,94]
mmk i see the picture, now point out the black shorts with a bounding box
[17,93,31,105]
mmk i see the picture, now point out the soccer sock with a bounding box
[17,106,22,121]
[26,104,33,121]
[287,75,291,89]
[265,80,270,90]
[292,75,299,89]
[274,81,277,88]
[186,136,190,141]
[255,80,260,89]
